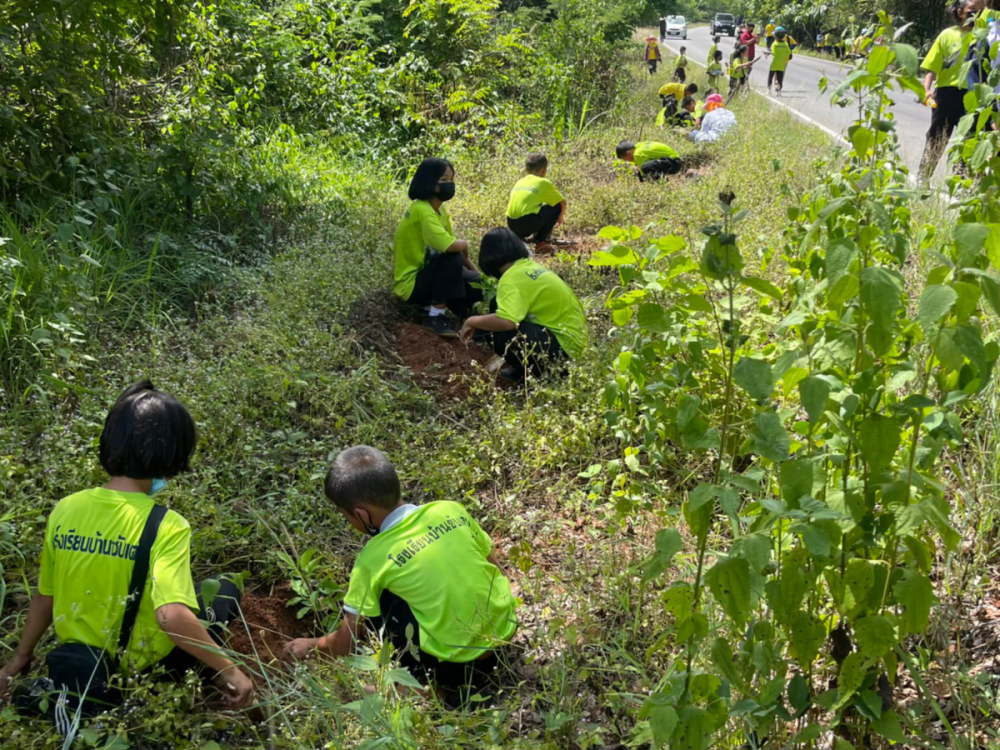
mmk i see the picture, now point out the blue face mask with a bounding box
[149,478,168,496]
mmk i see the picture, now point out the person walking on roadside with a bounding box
[765,20,776,49]
[740,23,760,82]
[767,28,794,95]
[394,158,483,338]
[644,37,662,74]
[918,0,977,181]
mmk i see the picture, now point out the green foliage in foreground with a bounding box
[598,15,1000,749]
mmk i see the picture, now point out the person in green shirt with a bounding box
[0,381,254,717]
[506,152,567,253]
[458,228,588,381]
[708,35,721,66]
[767,28,794,95]
[616,139,684,180]
[707,49,725,87]
[281,446,516,701]
[658,81,698,121]
[918,0,976,181]
[394,158,483,338]
[674,46,689,82]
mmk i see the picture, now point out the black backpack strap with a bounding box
[117,504,168,655]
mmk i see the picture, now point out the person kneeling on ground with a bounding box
[506,152,568,255]
[658,81,698,120]
[281,446,518,701]
[459,228,587,382]
[690,94,737,144]
[394,158,483,338]
[0,382,254,723]
[616,140,684,180]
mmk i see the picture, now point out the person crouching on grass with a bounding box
[0,381,254,719]
[616,140,684,180]
[506,152,567,255]
[281,446,517,703]
[394,158,482,339]
[458,228,587,383]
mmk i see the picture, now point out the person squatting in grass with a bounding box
[459,228,588,382]
[689,94,738,144]
[506,152,568,255]
[281,447,517,700]
[658,80,698,120]
[394,157,483,339]
[643,36,661,74]
[673,46,689,82]
[0,381,255,720]
[616,140,684,180]
[767,27,794,95]
[918,0,980,181]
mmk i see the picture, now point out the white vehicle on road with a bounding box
[665,16,687,40]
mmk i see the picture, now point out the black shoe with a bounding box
[421,315,458,338]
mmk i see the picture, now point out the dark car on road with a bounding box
[711,13,737,36]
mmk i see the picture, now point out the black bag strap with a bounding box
[117,504,168,654]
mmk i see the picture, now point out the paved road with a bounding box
[663,26,932,175]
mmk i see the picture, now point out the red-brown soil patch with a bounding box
[229,585,312,663]
[397,323,498,400]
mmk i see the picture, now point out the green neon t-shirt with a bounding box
[633,141,679,168]
[506,175,564,220]
[707,44,718,65]
[343,501,517,662]
[770,41,792,71]
[38,488,199,671]
[393,200,456,300]
[675,55,688,70]
[495,258,587,359]
[922,26,972,90]
[658,81,686,100]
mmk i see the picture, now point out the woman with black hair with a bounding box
[919,0,978,181]
[395,158,482,338]
[459,228,586,382]
[0,382,254,720]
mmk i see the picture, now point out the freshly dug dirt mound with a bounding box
[397,322,497,400]
[230,585,312,662]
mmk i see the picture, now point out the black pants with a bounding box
[407,250,483,318]
[919,86,965,180]
[768,69,785,89]
[639,157,683,181]
[766,36,774,49]
[369,590,503,693]
[483,300,566,376]
[507,204,560,243]
[660,94,679,117]
[673,111,695,127]
[152,578,242,678]
[673,67,686,82]
[647,59,658,74]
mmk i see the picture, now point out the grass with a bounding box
[2,43,999,750]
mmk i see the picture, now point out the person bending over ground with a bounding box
[0,381,254,721]
[658,81,699,120]
[690,94,737,143]
[459,228,587,382]
[616,139,684,180]
[394,157,483,338]
[281,446,517,702]
[506,152,567,254]
[918,0,978,181]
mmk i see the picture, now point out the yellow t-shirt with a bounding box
[646,43,658,60]
[496,258,587,358]
[506,175,564,220]
[659,81,686,100]
[393,200,455,299]
[766,24,776,37]
[675,55,688,69]
[343,501,516,663]
[922,26,973,90]
[633,141,680,167]
[39,488,199,671]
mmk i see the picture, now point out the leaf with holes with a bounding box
[706,557,752,626]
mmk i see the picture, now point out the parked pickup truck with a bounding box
[711,13,737,36]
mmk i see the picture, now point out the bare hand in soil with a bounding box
[281,637,320,661]
[459,320,475,344]
[215,666,255,708]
